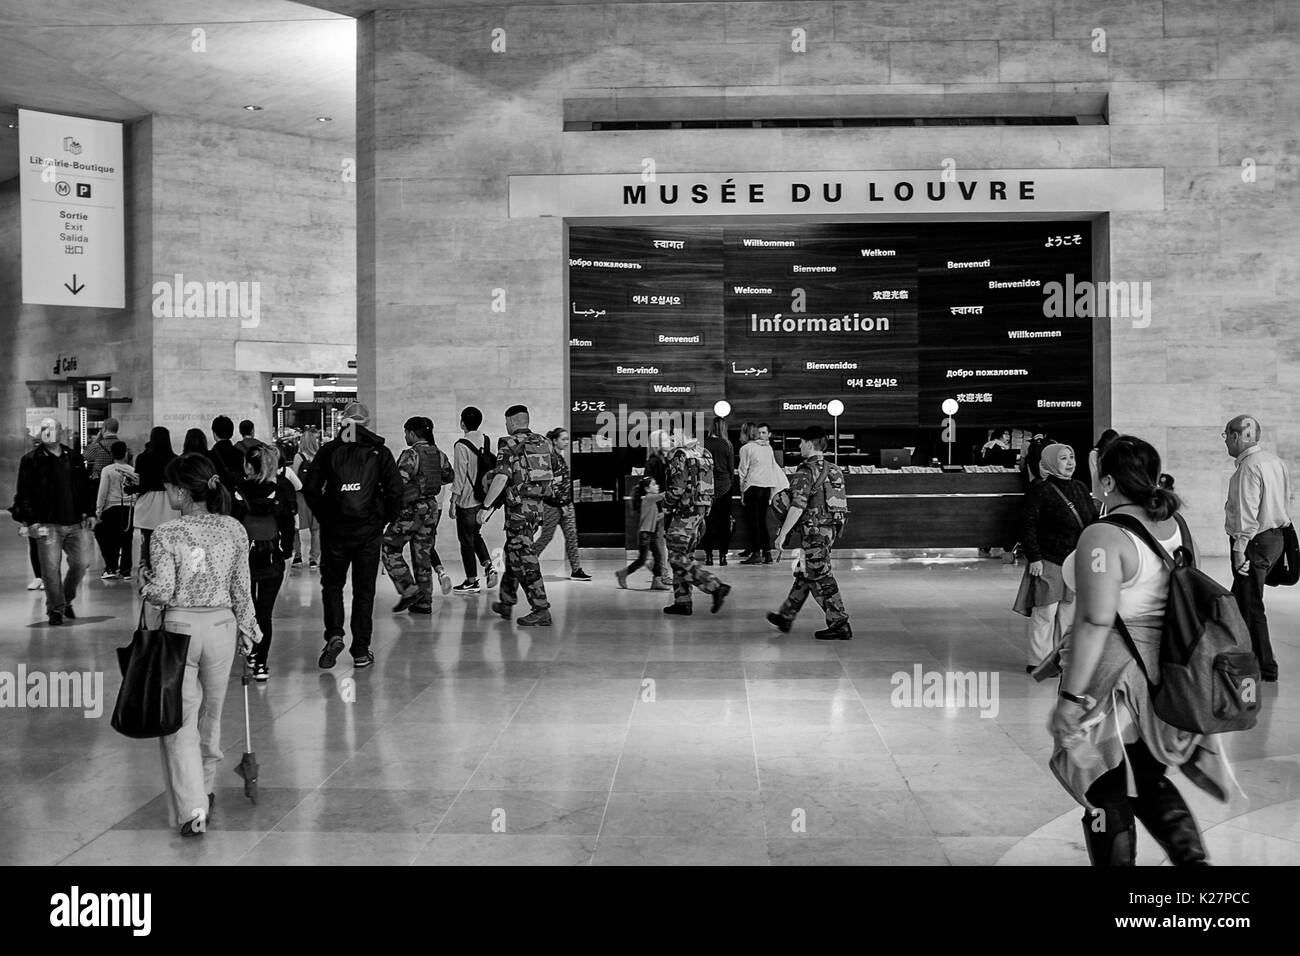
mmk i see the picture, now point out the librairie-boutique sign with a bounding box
[510,168,1163,218]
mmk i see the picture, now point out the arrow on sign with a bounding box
[64,275,85,295]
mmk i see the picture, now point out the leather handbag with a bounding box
[110,605,191,739]
[1266,523,1300,587]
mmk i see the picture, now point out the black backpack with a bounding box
[457,436,496,503]
[1104,513,1261,735]
[331,443,383,522]
[295,453,315,492]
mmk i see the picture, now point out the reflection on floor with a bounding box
[1,540,1296,866]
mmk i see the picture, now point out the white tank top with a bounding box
[1062,521,1183,619]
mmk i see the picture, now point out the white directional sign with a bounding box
[18,109,125,308]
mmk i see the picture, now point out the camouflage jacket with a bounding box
[487,428,564,510]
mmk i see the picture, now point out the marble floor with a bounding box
[1,538,1297,866]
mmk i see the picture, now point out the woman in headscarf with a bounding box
[1013,442,1097,673]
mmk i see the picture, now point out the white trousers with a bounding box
[1028,596,1076,665]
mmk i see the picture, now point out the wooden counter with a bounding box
[578,471,1027,550]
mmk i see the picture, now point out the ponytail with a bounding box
[1099,435,1181,521]
[165,452,231,516]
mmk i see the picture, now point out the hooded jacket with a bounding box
[303,424,402,529]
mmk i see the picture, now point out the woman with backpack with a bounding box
[132,427,178,574]
[293,427,322,569]
[231,442,296,681]
[1049,435,1236,866]
[533,427,590,581]
[1013,443,1097,673]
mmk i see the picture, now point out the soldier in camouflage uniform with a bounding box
[663,435,731,616]
[768,425,852,640]
[383,417,453,614]
[479,404,562,626]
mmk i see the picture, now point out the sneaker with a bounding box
[47,611,63,626]
[252,662,269,682]
[318,635,345,669]
[489,601,512,619]
[101,570,118,580]
[438,570,454,595]
[651,581,671,591]
[766,611,792,633]
[711,584,731,614]
[740,553,763,565]
[309,560,318,570]
[570,570,592,581]
[659,576,673,588]
[408,604,432,614]
[27,578,43,590]
[62,605,76,620]
[517,609,552,626]
[453,580,481,595]
[353,651,375,669]
[615,569,628,589]
[486,567,500,590]
[663,603,692,615]
[814,622,853,641]
[292,555,303,566]
[392,591,420,613]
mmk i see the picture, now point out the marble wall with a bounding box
[358,0,1300,553]
[1,116,356,506]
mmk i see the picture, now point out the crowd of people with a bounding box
[6,406,1290,862]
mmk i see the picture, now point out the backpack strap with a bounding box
[1098,511,1191,687]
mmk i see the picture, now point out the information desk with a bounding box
[579,471,1028,551]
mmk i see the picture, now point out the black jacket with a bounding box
[304,425,402,529]
[232,477,297,577]
[211,439,246,489]
[1022,476,1097,565]
[704,435,735,496]
[10,444,96,525]
[133,448,176,495]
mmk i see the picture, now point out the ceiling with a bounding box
[0,0,355,183]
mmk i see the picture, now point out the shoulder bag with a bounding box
[111,605,192,739]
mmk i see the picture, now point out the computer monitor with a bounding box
[880,448,911,469]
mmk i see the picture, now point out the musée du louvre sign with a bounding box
[509,168,1164,217]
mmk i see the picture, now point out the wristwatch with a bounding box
[1059,690,1095,709]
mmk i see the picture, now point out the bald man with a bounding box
[1224,415,1292,682]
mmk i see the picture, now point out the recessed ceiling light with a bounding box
[316,116,333,123]
[243,105,263,112]
[6,123,15,129]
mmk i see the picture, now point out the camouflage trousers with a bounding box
[777,526,848,626]
[500,508,549,612]
[381,500,441,604]
[667,512,725,605]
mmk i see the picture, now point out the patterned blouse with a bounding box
[142,512,262,640]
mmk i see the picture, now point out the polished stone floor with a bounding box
[1,536,1297,866]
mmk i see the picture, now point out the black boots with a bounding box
[1130,778,1211,866]
[1082,807,1136,866]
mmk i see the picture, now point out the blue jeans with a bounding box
[35,523,89,616]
